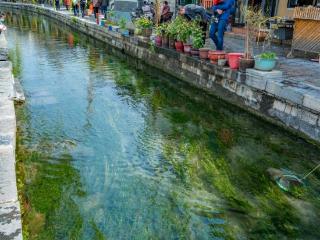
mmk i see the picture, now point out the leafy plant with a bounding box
[258,52,276,59]
[155,23,168,36]
[119,18,127,30]
[177,20,193,43]
[71,16,78,24]
[135,17,153,29]
[190,21,204,49]
[166,16,185,39]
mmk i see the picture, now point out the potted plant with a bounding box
[119,18,129,36]
[166,21,177,49]
[239,6,268,72]
[161,23,169,48]
[155,24,164,47]
[190,21,203,57]
[135,17,153,38]
[167,16,185,49]
[178,21,193,54]
[254,52,277,71]
[167,16,185,52]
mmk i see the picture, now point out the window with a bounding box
[288,0,314,8]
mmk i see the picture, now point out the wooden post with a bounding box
[155,0,161,26]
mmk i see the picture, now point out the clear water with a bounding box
[5,11,320,240]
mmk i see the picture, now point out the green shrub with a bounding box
[259,52,276,59]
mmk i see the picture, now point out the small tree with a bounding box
[241,5,268,59]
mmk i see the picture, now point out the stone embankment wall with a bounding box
[0,33,22,239]
[0,2,320,145]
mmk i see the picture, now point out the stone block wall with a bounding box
[1,2,320,144]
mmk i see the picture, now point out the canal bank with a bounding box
[3,10,320,239]
[0,3,320,144]
[0,33,22,239]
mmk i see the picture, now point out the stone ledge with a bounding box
[0,201,22,240]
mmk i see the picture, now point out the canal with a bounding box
[4,11,320,240]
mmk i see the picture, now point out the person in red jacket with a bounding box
[64,0,71,10]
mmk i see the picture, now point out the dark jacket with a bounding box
[212,0,235,21]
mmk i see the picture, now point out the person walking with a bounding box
[80,0,86,17]
[209,0,235,50]
[55,0,60,10]
[160,1,171,23]
[92,0,101,19]
[72,0,80,16]
[100,0,109,17]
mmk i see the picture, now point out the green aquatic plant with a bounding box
[15,106,85,240]
[8,44,22,77]
[90,220,107,240]
[71,16,78,24]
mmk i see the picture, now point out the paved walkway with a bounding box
[222,36,320,92]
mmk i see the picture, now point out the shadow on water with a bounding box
[4,9,320,240]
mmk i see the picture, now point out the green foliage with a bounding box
[119,18,126,30]
[190,21,204,49]
[90,220,107,240]
[149,41,156,53]
[107,10,115,19]
[166,16,185,39]
[258,52,277,59]
[71,16,78,24]
[135,17,153,29]
[15,106,85,240]
[155,23,168,36]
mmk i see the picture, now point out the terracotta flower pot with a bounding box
[175,41,184,52]
[239,57,255,72]
[228,53,244,69]
[190,48,199,57]
[199,48,209,60]
[183,43,192,54]
[162,35,169,48]
[208,50,226,64]
[155,35,162,47]
[142,28,152,38]
[168,37,175,49]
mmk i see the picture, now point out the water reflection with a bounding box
[5,10,320,240]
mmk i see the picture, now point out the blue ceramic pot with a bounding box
[121,29,129,36]
[254,58,277,71]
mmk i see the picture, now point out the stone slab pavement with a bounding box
[222,36,320,91]
[204,35,320,111]
[0,33,22,240]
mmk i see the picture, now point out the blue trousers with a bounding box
[209,19,227,51]
[73,4,79,16]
